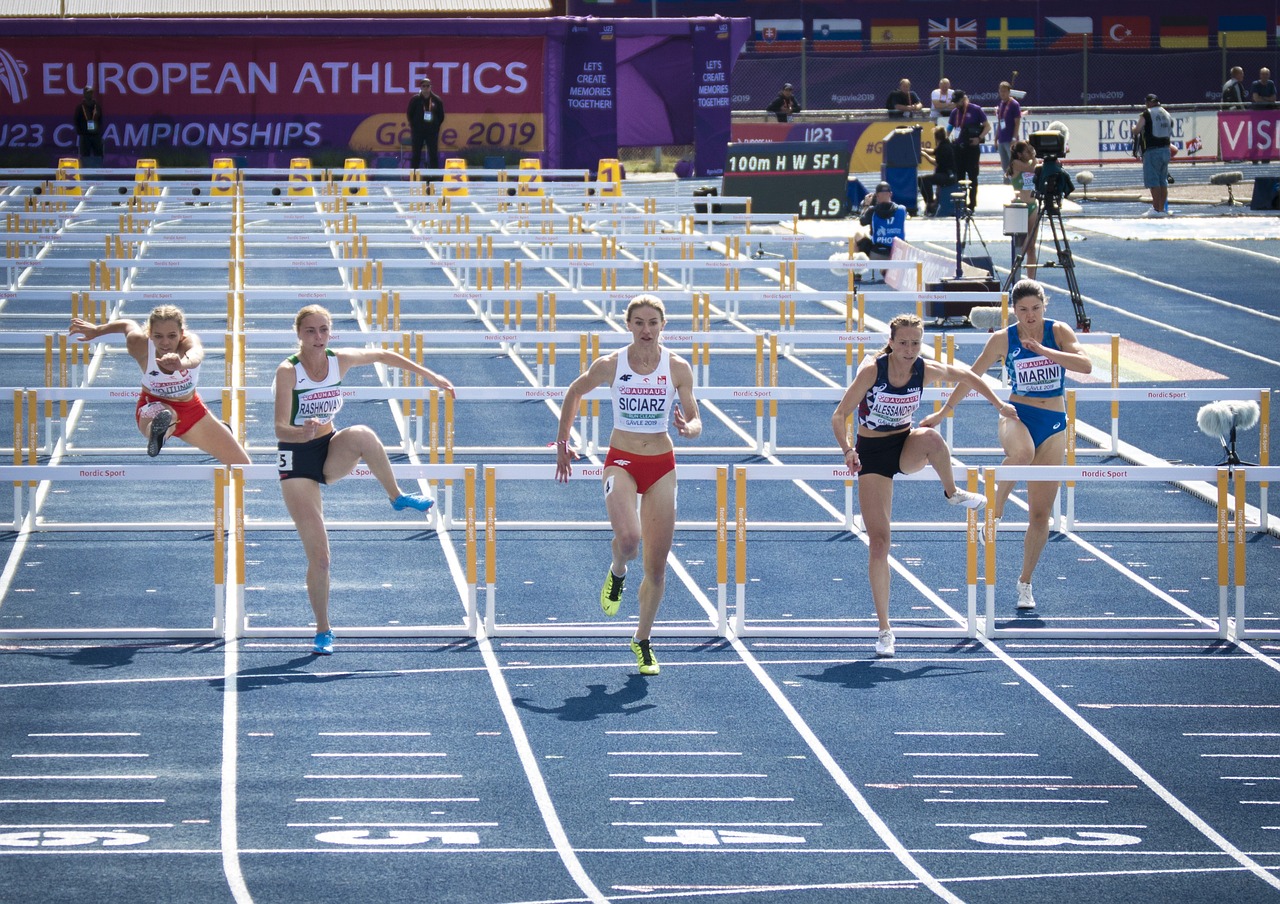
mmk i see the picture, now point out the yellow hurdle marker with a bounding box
[55,157,82,197]
[595,158,623,197]
[133,158,160,197]
[211,157,237,197]
[442,158,469,197]
[341,157,368,198]
[288,157,314,197]
[517,157,544,196]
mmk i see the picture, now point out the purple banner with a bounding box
[1220,111,1280,161]
[692,18,735,177]
[561,20,618,171]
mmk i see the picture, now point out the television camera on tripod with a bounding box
[1004,127,1091,332]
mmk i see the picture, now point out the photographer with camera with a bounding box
[948,90,989,210]
[1133,94,1172,217]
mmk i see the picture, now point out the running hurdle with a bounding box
[480,463,730,636]
[231,463,479,637]
[730,464,979,638]
[0,464,229,639]
[977,465,1280,640]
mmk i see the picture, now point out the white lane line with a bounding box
[1186,732,1280,737]
[609,773,766,779]
[896,732,1006,737]
[1079,703,1280,709]
[607,751,741,757]
[606,730,718,735]
[917,775,1074,779]
[608,797,794,803]
[0,775,156,780]
[903,752,1039,758]
[612,822,823,827]
[303,773,462,780]
[295,797,478,803]
[28,732,141,737]
[309,752,446,758]
[220,613,252,904]
[317,731,432,737]
[0,798,165,804]
[924,798,1109,804]
[11,753,147,758]
[936,822,1148,828]
[1203,753,1280,758]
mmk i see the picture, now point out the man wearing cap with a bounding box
[1133,93,1172,216]
[854,182,907,272]
[74,86,104,160]
[766,83,801,122]
[406,77,446,173]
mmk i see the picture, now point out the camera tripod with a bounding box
[950,179,993,279]
[1003,190,1091,331]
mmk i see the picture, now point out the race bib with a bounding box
[276,450,293,471]
[423,112,432,123]
[87,122,95,131]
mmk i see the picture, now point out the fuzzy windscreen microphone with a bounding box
[967,307,1003,331]
[1197,400,1260,438]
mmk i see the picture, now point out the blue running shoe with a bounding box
[392,493,434,513]
[313,631,334,655]
[147,408,174,458]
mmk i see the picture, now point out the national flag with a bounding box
[1045,17,1093,50]
[1101,16,1151,48]
[1217,15,1267,48]
[813,18,863,52]
[985,18,1036,51]
[927,18,979,51]
[1159,16,1209,49]
[870,19,920,48]
[754,18,804,53]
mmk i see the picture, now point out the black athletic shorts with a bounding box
[855,430,910,479]
[277,433,333,483]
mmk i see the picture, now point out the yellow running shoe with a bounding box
[630,638,660,676]
[600,568,625,616]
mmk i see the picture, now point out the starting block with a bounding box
[133,158,160,197]
[287,157,314,197]
[341,157,368,197]
[55,157,82,197]
[442,158,469,197]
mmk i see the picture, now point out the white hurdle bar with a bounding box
[978,465,1280,640]
[481,462,729,637]
[232,463,478,637]
[0,464,228,639]
[730,463,980,638]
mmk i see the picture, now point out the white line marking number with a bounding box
[970,830,1142,847]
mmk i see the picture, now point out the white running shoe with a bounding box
[875,629,896,658]
[1016,581,1037,610]
[978,515,1001,547]
[947,488,987,510]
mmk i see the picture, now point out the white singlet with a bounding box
[140,339,199,398]
[611,346,676,434]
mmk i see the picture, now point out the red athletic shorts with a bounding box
[604,448,676,495]
[135,390,210,439]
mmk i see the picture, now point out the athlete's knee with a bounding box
[1004,446,1035,466]
[614,530,641,562]
[866,532,892,560]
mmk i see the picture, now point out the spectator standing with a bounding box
[995,81,1022,183]
[1251,68,1277,110]
[766,83,801,122]
[886,79,923,119]
[74,86,104,160]
[1134,94,1172,216]
[948,90,989,210]
[406,77,445,173]
[1222,66,1247,109]
[930,78,956,126]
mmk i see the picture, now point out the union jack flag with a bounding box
[927,18,979,50]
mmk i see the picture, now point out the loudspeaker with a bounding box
[924,277,1001,320]
[1250,177,1280,211]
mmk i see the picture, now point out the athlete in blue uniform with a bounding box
[555,294,702,676]
[832,313,1017,657]
[941,280,1092,611]
[274,305,454,655]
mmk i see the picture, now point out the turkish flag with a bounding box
[1101,16,1151,48]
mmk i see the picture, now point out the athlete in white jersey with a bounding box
[939,280,1091,612]
[555,294,702,676]
[69,305,249,464]
[274,305,455,656]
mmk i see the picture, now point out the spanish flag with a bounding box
[1159,16,1209,49]
[870,19,920,48]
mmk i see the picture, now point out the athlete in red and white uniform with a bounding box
[555,294,702,676]
[69,305,249,465]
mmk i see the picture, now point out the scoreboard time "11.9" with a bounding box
[722,141,852,219]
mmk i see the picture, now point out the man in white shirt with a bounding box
[930,78,956,127]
